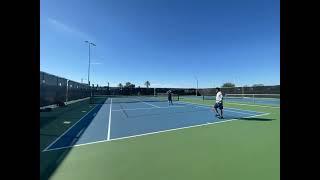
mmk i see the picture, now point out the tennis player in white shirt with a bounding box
[213,87,224,119]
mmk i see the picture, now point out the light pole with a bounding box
[194,76,198,96]
[107,82,110,95]
[84,41,96,98]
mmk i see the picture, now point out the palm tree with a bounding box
[144,81,150,88]
[125,82,132,87]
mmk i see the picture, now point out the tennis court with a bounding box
[40,96,279,180]
[43,96,267,152]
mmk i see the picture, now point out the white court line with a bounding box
[112,105,185,112]
[42,105,98,152]
[119,103,129,118]
[76,128,85,137]
[107,99,112,141]
[133,98,161,108]
[109,113,270,142]
[42,112,270,152]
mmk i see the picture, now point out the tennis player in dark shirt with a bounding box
[168,90,173,105]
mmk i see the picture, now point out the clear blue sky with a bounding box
[40,0,279,88]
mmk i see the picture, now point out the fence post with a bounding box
[66,80,69,102]
[55,76,58,103]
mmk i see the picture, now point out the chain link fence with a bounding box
[40,71,90,107]
[41,70,279,107]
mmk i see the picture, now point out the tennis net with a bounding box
[90,94,179,104]
[203,94,280,106]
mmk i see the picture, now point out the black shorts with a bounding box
[168,97,172,101]
[214,102,223,109]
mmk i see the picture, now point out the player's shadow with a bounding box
[239,117,274,121]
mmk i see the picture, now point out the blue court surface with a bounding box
[43,100,267,151]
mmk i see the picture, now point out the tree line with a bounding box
[117,81,151,89]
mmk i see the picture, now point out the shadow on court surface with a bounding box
[40,101,89,128]
[40,143,71,180]
[40,100,94,180]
